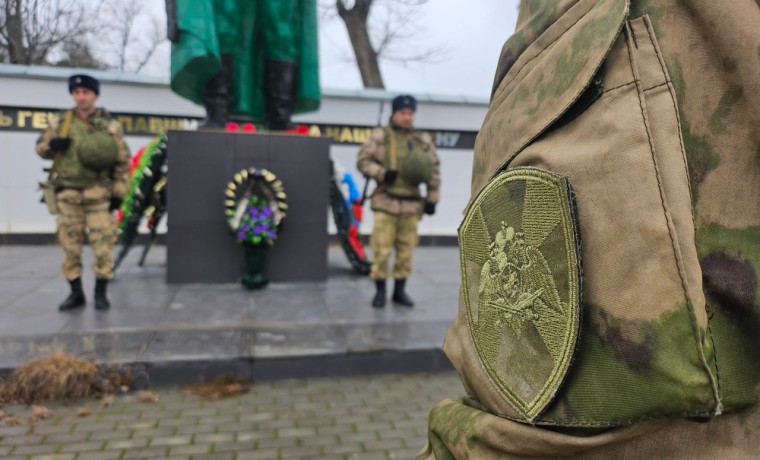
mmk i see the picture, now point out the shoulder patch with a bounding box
[458,167,582,421]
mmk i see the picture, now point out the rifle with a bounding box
[360,99,386,205]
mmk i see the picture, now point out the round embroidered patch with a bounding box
[459,167,581,421]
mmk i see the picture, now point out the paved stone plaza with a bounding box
[0,372,464,459]
[0,245,459,381]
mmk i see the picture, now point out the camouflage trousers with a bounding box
[56,185,116,281]
[369,211,419,280]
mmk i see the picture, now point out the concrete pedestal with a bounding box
[166,130,331,283]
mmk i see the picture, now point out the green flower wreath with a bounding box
[119,135,167,231]
[114,135,168,270]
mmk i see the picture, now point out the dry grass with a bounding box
[0,351,134,405]
[181,373,250,401]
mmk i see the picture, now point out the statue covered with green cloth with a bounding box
[166,0,321,130]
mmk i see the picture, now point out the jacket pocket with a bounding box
[448,13,721,427]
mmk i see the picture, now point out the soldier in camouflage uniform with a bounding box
[36,74,131,312]
[357,95,441,308]
[421,0,760,457]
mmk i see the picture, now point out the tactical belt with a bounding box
[386,194,421,201]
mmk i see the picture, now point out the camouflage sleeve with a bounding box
[421,131,441,204]
[108,119,131,198]
[356,127,387,182]
[35,113,62,160]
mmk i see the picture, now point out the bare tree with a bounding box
[0,0,166,75]
[53,38,106,69]
[324,0,446,89]
[0,0,101,65]
[96,0,165,74]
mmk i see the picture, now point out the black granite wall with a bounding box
[166,131,331,283]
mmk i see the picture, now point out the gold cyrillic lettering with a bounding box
[0,111,12,127]
[17,110,32,128]
[134,117,149,132]
[32,111,48,129]
[338,127,353,143]
[325,126,341,140]
[353,128,371,144]
[117,116,133,132]
[149,117,164,133]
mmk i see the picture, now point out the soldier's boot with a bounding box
[94,278,111,311]
[200,53,233,129]
[59,278,86,311]
[371,280,386,308]
[264,59,297,131]
[392,278,415,307]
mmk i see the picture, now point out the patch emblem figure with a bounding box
[459,167,581,421]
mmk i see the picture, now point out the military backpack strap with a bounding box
[48,110,74,181]
[59,110,74,137]
[385,126,397,170]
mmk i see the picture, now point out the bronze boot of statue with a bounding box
[264,59,297,131]
[200,54,233,129]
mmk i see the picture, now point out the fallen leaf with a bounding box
[181,373,251,400]
[6,416,23,426]
[137,391,159,403]
[101,395,114,408]
[29,405,52,421]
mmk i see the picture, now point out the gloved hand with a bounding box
[49,137,71,151]
[109,197,123,212]
[424,202,436,215]
[384,169,398,184]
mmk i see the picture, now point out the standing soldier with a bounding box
[36,74,130,311]
[357,95,440,308]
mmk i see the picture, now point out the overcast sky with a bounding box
[318,0,520,99]
[144,1,519,100]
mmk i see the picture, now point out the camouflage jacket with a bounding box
[357,125,440,216]
[422,0,760,457]
[36,108,131,198]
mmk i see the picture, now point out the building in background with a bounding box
[0,64,487,241]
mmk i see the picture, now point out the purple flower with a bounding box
[235,196,281,246]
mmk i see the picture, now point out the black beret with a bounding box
[392,94,417,113]
[68,74,100,95]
